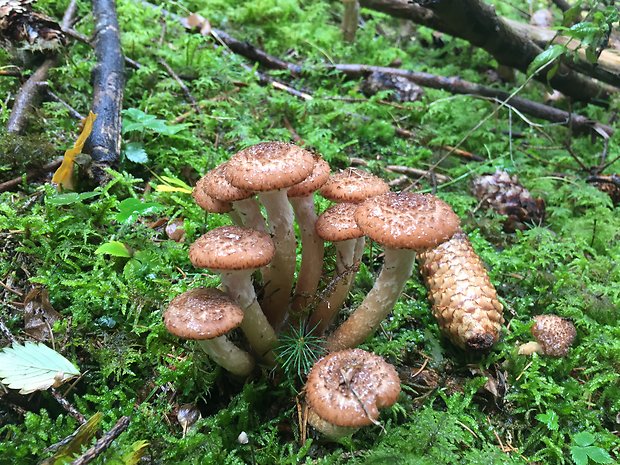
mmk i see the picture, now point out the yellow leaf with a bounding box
[155,184,192,194]
[52,111,97,191]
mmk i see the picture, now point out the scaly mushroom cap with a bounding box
[189,226,275,270]
[319,168,389,203]
[288,155,331,198]
[225,142,315,191]
[531,314,576,357]
[354,192,460,250]
[197,163,254,202]
[192,178,233,213]
[305,349,401,427]
[315,203,364,242]
[164,288,244,339]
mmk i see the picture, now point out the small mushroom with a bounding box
[305,348,400,438]
[309,202,365,335]
[518,315,576,357]
[189,226,278,362]
[326,192,460,351]
[225,142,315,329]
[319,167,389,204]
[164,288,255,376]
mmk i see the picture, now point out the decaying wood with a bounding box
[5,0,77,134]
[0,156,62,193]
[69,416,131,465]
[85,0,125,184]
[359,0,614,100]
[342,0,360,42]
[0,0,66,50]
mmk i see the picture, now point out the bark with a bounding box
[0,156,63,193]
[360,0,612,101]
[69,416,130,465]
[85,0,124,184]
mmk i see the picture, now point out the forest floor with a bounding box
[0,0,619,464]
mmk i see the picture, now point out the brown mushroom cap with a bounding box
[225,142,315,191]
[164,288,244,340]
[319,168,389,203]
[192,180,233,213]
[354,192,460,250]
[189,226,275,270]
[198,163,254,202]
[288,155,331,198]
[531,314,576,357]
[315,203,364,242]
[305,349,401,427]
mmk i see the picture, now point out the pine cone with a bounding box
[587,174,620,206]
[0,0,65,51]
[418,232,503,351]
[472,170,545,232]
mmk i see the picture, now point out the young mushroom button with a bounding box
[305,349,400,434]
[225,142,315,329]
[164,288,255,377]
[189,226,278,362]
[326,192,461,352]
[518,314,576,357]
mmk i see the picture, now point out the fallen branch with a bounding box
[69,416,131,465]
[158,58,200,113]
[85,0,125,184]
[0,157,63,193]
[359,0,613,101]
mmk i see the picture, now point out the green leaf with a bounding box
[95,241,133,258]
[584,447,614,464]
[573,432,596,447]
[535,410,559,431]
[571,447,590,465]
[122,108,188,136]
[527,45,566,77]
[124,142,149,164]
[159,175,192,190]
[0,342,80,394]
[46,191,100,206]
[115,198,163,223]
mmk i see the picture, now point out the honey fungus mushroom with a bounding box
[305,348,400,438]
[518,314,576,357]
[326,192,460,351]
[164,288,255,377]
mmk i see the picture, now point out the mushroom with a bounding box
[164,288,255,376]
[326,192,460,352]
[288,155,331,316]
[189,226,278,362]
[418,231,504,350]
[309,203,365,335]
[225,142,315,329]
[319,167,390,204]
[196,162,266,232]
[518,314,576,357]
[305,348,400,438]
[192,178,239,222]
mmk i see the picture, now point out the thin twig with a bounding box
[158,58,200,112]
[50,388,87,424]
[0,157,63,193]
[69,416,131,465]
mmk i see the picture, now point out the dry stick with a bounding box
[359,0,614,100]
[158,58,201,113]
[69,416,131,465]
[85,0,125,184]
[6,0,78,134]
[194,27,613,137]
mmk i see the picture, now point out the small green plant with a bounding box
[275,323,326,381]
[570,432,614,465]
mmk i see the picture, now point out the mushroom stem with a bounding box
[257,189,296,328]
[290,195,325,317]
[307,407,359,439]
[309,238,365,335]
[232,198,266,232]
[220,270,278,363]
[197,337,255,377]
[326,248,416,351]
[517,341,543,356]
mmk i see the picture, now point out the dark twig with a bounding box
[552,0,572,12]
[0,157,64,193]
[85,0,125,184]
[158,58,200,112]
[69,416,131,465]
[44,87,85,120]
[50,388,87,424]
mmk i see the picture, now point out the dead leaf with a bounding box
[180,13,211,35]
[24,287,61,341]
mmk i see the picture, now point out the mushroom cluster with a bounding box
[164,141,507,436]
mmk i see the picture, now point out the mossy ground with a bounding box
[0,1,618,464]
